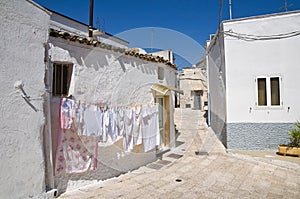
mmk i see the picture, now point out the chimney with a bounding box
[89,0,94,37]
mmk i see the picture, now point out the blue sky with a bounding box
[33,0,300,68]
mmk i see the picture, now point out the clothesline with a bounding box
[55,97,159,175]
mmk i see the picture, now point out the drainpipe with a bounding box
[44,43,58,197]
[89,0,94,37]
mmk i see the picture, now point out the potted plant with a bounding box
[278,121,300,157]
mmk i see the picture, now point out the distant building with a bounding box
[178,59,207,110]
[149,50,175,64]
[206,10,300,150]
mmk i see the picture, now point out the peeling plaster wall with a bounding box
[0,0,50,198]
[48,38,177,192]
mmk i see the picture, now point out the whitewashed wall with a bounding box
[48,37,177,192]
[224,12,300,123]
[206,25,227,146]
[0,0,50,198]
[208,11,300,150]
[179,68,207,109]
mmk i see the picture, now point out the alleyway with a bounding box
[59,108,300,199]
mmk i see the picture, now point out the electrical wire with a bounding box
[223,30,300,41]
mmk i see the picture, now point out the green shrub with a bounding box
[288,121,300,147]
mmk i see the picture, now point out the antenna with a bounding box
[229,0,232,20]
[96,17,100,30]
[279,0,293,12]
[95,17,106,32]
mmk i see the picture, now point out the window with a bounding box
[52,63,73,96]
[158,67,164,80]
[270,77,280,106]
[257,78,267,106]
[256,76,281,107]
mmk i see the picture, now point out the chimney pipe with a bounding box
[89,0,94,37]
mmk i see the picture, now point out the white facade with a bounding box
[46,19,178,193]
[179,67,207,110]
[0,0,50,198]
[207,11,300,150]
[0,0,179,197]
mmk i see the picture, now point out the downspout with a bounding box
[44,42,58,197]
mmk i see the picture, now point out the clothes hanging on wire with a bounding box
[55,98,98,175]
[108,108,118,142]
[123,107,133,151]
[116,108,125,136]
[141,104,159,152]
[58,97,160,154]
[82,105,102,137]
[60,98,75,129]
[132,105,142,146]
[55,129,98,175]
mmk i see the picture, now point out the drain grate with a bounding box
[157,160,172,165]
[146,163,164,170]
[175,179,182,182]
[167,153,183,159]
[195,151,209,156]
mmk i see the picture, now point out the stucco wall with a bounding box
[206,25,227,145]
[0,0,50,198]
[224,12,300,123]
[208,12,300,150]
[179,68,207,109]
[223,12,300,150]
[48,37,177,192]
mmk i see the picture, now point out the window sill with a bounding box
[254,106,284,110]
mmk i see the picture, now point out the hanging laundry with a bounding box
[141,104,159,152]
[116,108,125,136]
[60,98,75,129]
[82,105,102,137]
[132,105,142,146]
[74,102,84,136]
[55,129,98,175]
[123,107,133,151]
[112,108,120,137]
[102,109,109,143]
[108,108,118,142]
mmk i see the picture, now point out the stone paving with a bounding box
[59,108,300,199]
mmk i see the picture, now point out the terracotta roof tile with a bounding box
[49,28,177,70]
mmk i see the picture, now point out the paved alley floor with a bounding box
[59,108,300,199]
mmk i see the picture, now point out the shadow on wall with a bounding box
[210,112,227,148]
[55,41,158,77]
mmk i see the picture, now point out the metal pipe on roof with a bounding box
[89,0,94,37]
[229,0,232,20]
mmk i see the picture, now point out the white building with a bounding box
[47,27,180,193]
[206,11,300,150]
[49,8,129,49]
[0,0,50,198]
[178,64,207,110]
[0,0,182,198]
